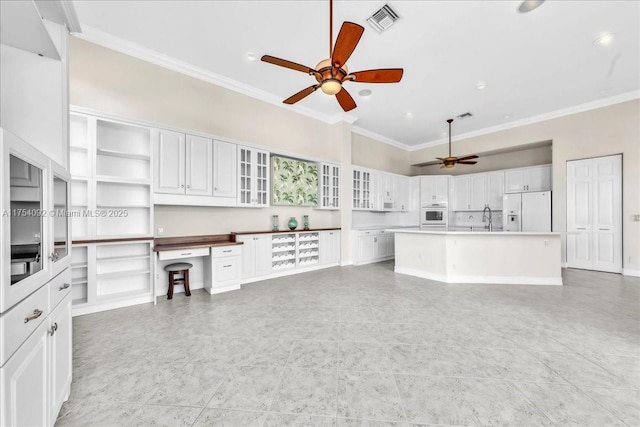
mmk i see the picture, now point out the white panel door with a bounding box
[358,235,375,263]
[49,297,72,421]
[254,235,272,277]
[154,129,184,194]
[1,322,49,427]
[185,135,213,196]
[566,155,621,273]
[566,159,593,268]
[453,176,470,211]
[434,176,449,202]
[486,172,504,210]
[213,140,237,198]
[592,155,622,272]
[237,235,256,279]
[469,174,487,210]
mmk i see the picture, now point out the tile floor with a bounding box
[56,262,640,427]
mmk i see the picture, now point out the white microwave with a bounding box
[421,205,448,226]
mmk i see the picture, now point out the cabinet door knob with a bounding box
[180,185,185,188]
[24,309,43,323]
[59,283,70,291]
[49,322,58,336]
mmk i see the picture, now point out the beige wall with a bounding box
[411,100,640,272]
[416,144,553,176]
[351,132,413,175]
[70,37,345,237]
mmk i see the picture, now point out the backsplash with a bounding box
[451,211,503,229]
[352,210,419,228]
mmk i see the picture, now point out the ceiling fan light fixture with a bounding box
[320,80,342,95]
[593,33,615,46]
[518,0,545,13]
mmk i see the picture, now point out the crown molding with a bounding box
[59,1,82,34]
[407,90,640,152]
[351,125,409,150]
[73,25,359,126]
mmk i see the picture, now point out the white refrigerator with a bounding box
[503,191,551,232]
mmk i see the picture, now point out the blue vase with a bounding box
[288,217,298,230]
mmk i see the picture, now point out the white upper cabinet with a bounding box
[420,176,449,205]
[213,140,237,199]
[237,146,269,207]
[352,168,373,210]
[154,129,185,194]
[155,131,213,196]
[452,171,504,211]
[185,135,213,196]
[396,175,410,211]
[486,172,505,210]
[319,163,340,210]
[504,165,551,193]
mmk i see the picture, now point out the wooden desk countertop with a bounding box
[154,234,242,252]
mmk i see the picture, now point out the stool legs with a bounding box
[184,269,191,297]
[167,269,190,299]
[167,271,175,300]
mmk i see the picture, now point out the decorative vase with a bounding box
[303,215,309,230]
[288,217,298,230]
[272,215,279,231]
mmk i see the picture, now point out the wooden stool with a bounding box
[164,262,193,299]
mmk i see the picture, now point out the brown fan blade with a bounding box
[456,155,479,161]
[283,85,320,105]
[335,87,357,112]
[435,158,446,161]
[261,55,317,75]
[331,22,364,68]
[457,161,478,165]
[348,69,404,83]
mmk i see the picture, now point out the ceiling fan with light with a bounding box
[261,0,403,112]
[437,119,478,168]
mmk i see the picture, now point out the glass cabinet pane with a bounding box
[9,155,43,284]
[53,175,69,260]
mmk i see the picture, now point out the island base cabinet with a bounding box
[354,230,395,265]
[204,246,242,294]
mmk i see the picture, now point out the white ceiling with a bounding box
[70,0,640,148]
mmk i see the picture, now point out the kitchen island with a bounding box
[387,228,562,286]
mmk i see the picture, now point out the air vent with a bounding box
[457,112,473,119]
[366,4,400,33]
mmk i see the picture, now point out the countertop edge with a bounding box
[386,228,561,236]
[231,228,341,235]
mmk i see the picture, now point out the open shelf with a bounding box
[96,148,150,161]
[97,269,150,280]
[96,254,150,262]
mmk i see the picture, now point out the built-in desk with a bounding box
[153,234,243,301]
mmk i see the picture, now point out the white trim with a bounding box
[407,91,640,151]
[58,1,82,34]
[394,267,563,286]
[73,26,354,126]
[340,260,354,267]
[240,262,340,285]
[204,283,241,295]
[623,268,640,277]
[72,26,639,154]
[353,256,395,266]
[351,126,408,150]
[71,295,154,317]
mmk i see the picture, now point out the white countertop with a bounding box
[386,228,560,236]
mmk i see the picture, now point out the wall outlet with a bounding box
[157,227,164,235]
[632,214,640,222]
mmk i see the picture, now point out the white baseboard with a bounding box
[394,267,563,286]
[241,262,340,285]
[72,295,154,317]
[353,256,394,266]
[205,283,241,294]
[623,268,640,277]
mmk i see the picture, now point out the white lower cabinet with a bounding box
[205,245,242,294]
[354,230,395,265]
[1,273,72,427]
[237,230,341,283]
[319,230,341,265]
[237,234,273,280]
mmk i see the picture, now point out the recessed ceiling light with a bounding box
[504,114,512,119]
[406,112,414,118]
[518,0,545,13]
[593,33,615,46]
[599,88,611,94]
[359,89,372,97]
[476,81,487,90]
[246,52,257,61]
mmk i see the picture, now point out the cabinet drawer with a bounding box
[0,284,49,366]
[158,247,209,261]
[212,257,241,285]
[211,245,242,258]
[49,268,72,311]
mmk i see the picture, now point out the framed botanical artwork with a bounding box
[272,155,318,206]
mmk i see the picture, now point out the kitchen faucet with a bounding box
[482,206,493,232]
